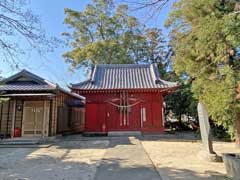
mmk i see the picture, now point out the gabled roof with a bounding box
[0,69,57,91]
[2,69,56,85]
[71,64,178,90]
[0,69,85,100]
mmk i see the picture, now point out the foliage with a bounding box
[211,123,231,141]
[165,82,198,122]
[166,0,240,137]
[144,28,172,76]
[63,0,198,126]
[0,0,60,68]
[62,0,169,70]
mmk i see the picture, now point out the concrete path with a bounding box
[0,140,109,180]
[94,137,161,180]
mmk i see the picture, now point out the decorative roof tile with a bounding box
[71,64,178,90]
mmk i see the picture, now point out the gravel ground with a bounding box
[141,140,240,180]
[0,140,109,180]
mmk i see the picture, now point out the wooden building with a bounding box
[71,64,178,134]
[0,70,85,138]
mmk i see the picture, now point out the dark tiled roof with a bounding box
[71,64,178,90]
[0,84,56,91]
[0,69,85,100]
[0,70,57,91]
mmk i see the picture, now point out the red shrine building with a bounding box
[71,64,178,134]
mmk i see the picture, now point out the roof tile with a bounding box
[72,64,178,90]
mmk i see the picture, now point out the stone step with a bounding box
[0,140,40,145]
[0,137,56,145]
[108,131,142,137]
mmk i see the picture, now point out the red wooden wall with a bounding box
[75,91,164,133]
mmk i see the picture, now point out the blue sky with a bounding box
[1,0,173,89]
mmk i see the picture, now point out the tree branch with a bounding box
[0,0,61,68]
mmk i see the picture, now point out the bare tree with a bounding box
[120,0,171,19]
[0,0,60,68]
[123,0,169,10]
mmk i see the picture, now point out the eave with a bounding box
[71,86,179,94]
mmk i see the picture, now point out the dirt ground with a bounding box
[0,140,109,180]
[0,135,240,180]
[141,140,240,180]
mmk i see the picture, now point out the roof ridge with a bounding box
[96,64,151,68]
[2,69,57,88]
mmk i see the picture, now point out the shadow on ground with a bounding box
[60,132,200,148]
[57,135,135,149]
[94,157,161,180]
[141,131,200,142]
[1,152,160,180]
[1,154,99,180]
[158,167,229,180]
[0,139,109,180]
[0,135,232,180]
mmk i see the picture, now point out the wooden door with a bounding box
[141,103,152,128]
[57,106,69,133]
[85,104,98,132]
[105,93,142,131]
[22,106,35,135]
[128,103,141,130]
[22,101,44,136]
[35,106,44,135]
[106,103,117,131]
[117,106,130,130]
[106,103,141,131]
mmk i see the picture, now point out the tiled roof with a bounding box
[71,64,178,90]
[0,70,57,91]
[0,84,56,91]
[0,69,85,100]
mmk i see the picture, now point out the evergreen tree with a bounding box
[166,0,240,145]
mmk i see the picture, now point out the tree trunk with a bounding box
[178,112,182,127]
[236,113,240,148]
